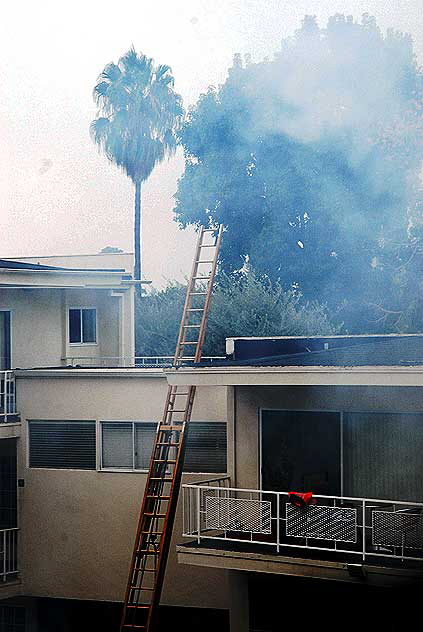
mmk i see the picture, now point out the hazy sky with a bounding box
[1,0,422,286]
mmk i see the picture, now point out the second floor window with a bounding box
[101,421,227,473]
[69,308,97,344]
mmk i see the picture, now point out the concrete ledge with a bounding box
[0,579,22,600]
[14,368,165,379]
[176,544,423,587]
[166,365,423,387]
[0,423,21,439]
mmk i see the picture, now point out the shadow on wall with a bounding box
[0,598,229,632]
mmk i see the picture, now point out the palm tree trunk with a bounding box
[134,180,142,300]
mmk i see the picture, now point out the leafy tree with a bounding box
[91,48,184,296]
[136,282,186,357]
[174,15,423,332]
[136,273,340,357]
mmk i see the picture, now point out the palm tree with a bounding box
[91,48,184,296]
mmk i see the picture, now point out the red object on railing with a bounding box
[288,491,316,508]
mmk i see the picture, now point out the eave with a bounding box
[165,365,423,387]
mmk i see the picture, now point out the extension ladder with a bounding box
[120,224,223,632]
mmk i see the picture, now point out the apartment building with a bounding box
[0,254,229,630]
[171,335,423,631]
[2,255,423,631]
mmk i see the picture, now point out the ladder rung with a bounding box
[149,477,174,481]
[187,308,204,312]
[199,243,216,247]
[166,409,186,413]
[178,356,196,360]
[153,459,176,463]
[192,276,211,280]
[135,568,156,572]
[189,292,207,295]
[171,391,190,395]
[159,425,183,430]
[201,228,215,233]
[141,530,163,535]
[195,260,214,264]
[126,604,150,609]
[146,494,171,499]
[144,513,167,517]
[183,324,201,328]
[123,625,147,629]
[155,442,179,447]
[180,341,198,345]
[136,550,158,555]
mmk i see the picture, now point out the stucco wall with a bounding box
[15,374,229,608]
[0,287,133,369]
[0,290,63,368]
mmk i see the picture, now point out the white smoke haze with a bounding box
[246,15,416,164]
[1,3,423,289]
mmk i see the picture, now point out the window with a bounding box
[101,421,227,473]
[185,422,227,473]
[69,308,97,344]
[28,421,96,469]
[102,422,156,470]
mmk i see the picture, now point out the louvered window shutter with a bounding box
[185,422,227,473]
[134,423,156,470]
[29,421,96,470]
[102,422,133,469]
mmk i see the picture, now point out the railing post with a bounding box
[276,493,280,553]
[5,372,8,422]
[197,486,201,544]
[362,501,366,562]
[3,530,6,581]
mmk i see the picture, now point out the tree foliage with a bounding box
[136,273,340,357]
[174,15,423,332]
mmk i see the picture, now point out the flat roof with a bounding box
[223,334,423,368]
[0,258,126,273]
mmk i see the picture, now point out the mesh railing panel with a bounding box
[286,504,357,543]
[372,510,423,550]
[206,497,272,534]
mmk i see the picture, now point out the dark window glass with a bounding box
[69,309,81,343]
[69,308,97,344]
[29,421,96,470]
[82,309,96,343]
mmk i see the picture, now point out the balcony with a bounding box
[0,371,18,423]
[0,528,19,582]
[180,480,423,582]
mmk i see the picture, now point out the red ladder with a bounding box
[120,225,223,632]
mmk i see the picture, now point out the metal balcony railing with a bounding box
[0,371,17,423]
[63,355,226,368]
[0,528,19,581]
[182,482,423,565]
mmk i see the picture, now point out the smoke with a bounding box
[230,15,422,325]
[244,15,416,157]
[177,13,423,331]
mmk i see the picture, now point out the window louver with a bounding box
[29,421,96,470]
[100,421,227,473]
[185,422,227,473]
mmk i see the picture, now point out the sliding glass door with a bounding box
[261,410,341,495]
[261,409,423,501]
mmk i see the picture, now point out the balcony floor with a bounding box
[177,536,423,586]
